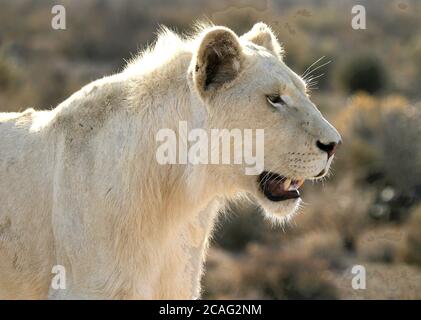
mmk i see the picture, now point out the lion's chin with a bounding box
[256,193,301,223]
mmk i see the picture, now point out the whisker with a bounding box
[303,60,331,81]
[301,56,325,79]
[305,72,325,84]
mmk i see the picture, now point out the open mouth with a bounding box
[258,171,305,202]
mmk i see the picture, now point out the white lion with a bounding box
[0,23,341,299]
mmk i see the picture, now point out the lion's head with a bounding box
[187,23,341,220]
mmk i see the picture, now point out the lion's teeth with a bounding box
[284,178,291,190]
[296,179,305,189]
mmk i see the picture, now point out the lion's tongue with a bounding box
[267,179,286,197]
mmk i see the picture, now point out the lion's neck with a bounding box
[121,161,222,298]
[111,67,228,298]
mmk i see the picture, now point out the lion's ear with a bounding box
[192,27,244,97]
[241,22,284,58]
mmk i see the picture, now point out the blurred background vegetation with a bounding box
[1,0,420,299]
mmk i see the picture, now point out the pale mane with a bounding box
[123,22,214,77]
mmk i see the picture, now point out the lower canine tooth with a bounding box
[284,178,291,190]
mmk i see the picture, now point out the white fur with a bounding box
[0,23,341,299]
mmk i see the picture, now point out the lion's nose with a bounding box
[316,140,341,158]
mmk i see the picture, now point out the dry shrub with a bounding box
[288,232,345,270]
[203,235,343,300]
[294,176,372,251]
[338,53,387,94]
[239,244,339,300]
[336,93,421,191]
[404,205,421,266]
[357,225,406,263]
[334,94,421,222]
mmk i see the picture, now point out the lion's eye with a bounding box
[266,94,287,107]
